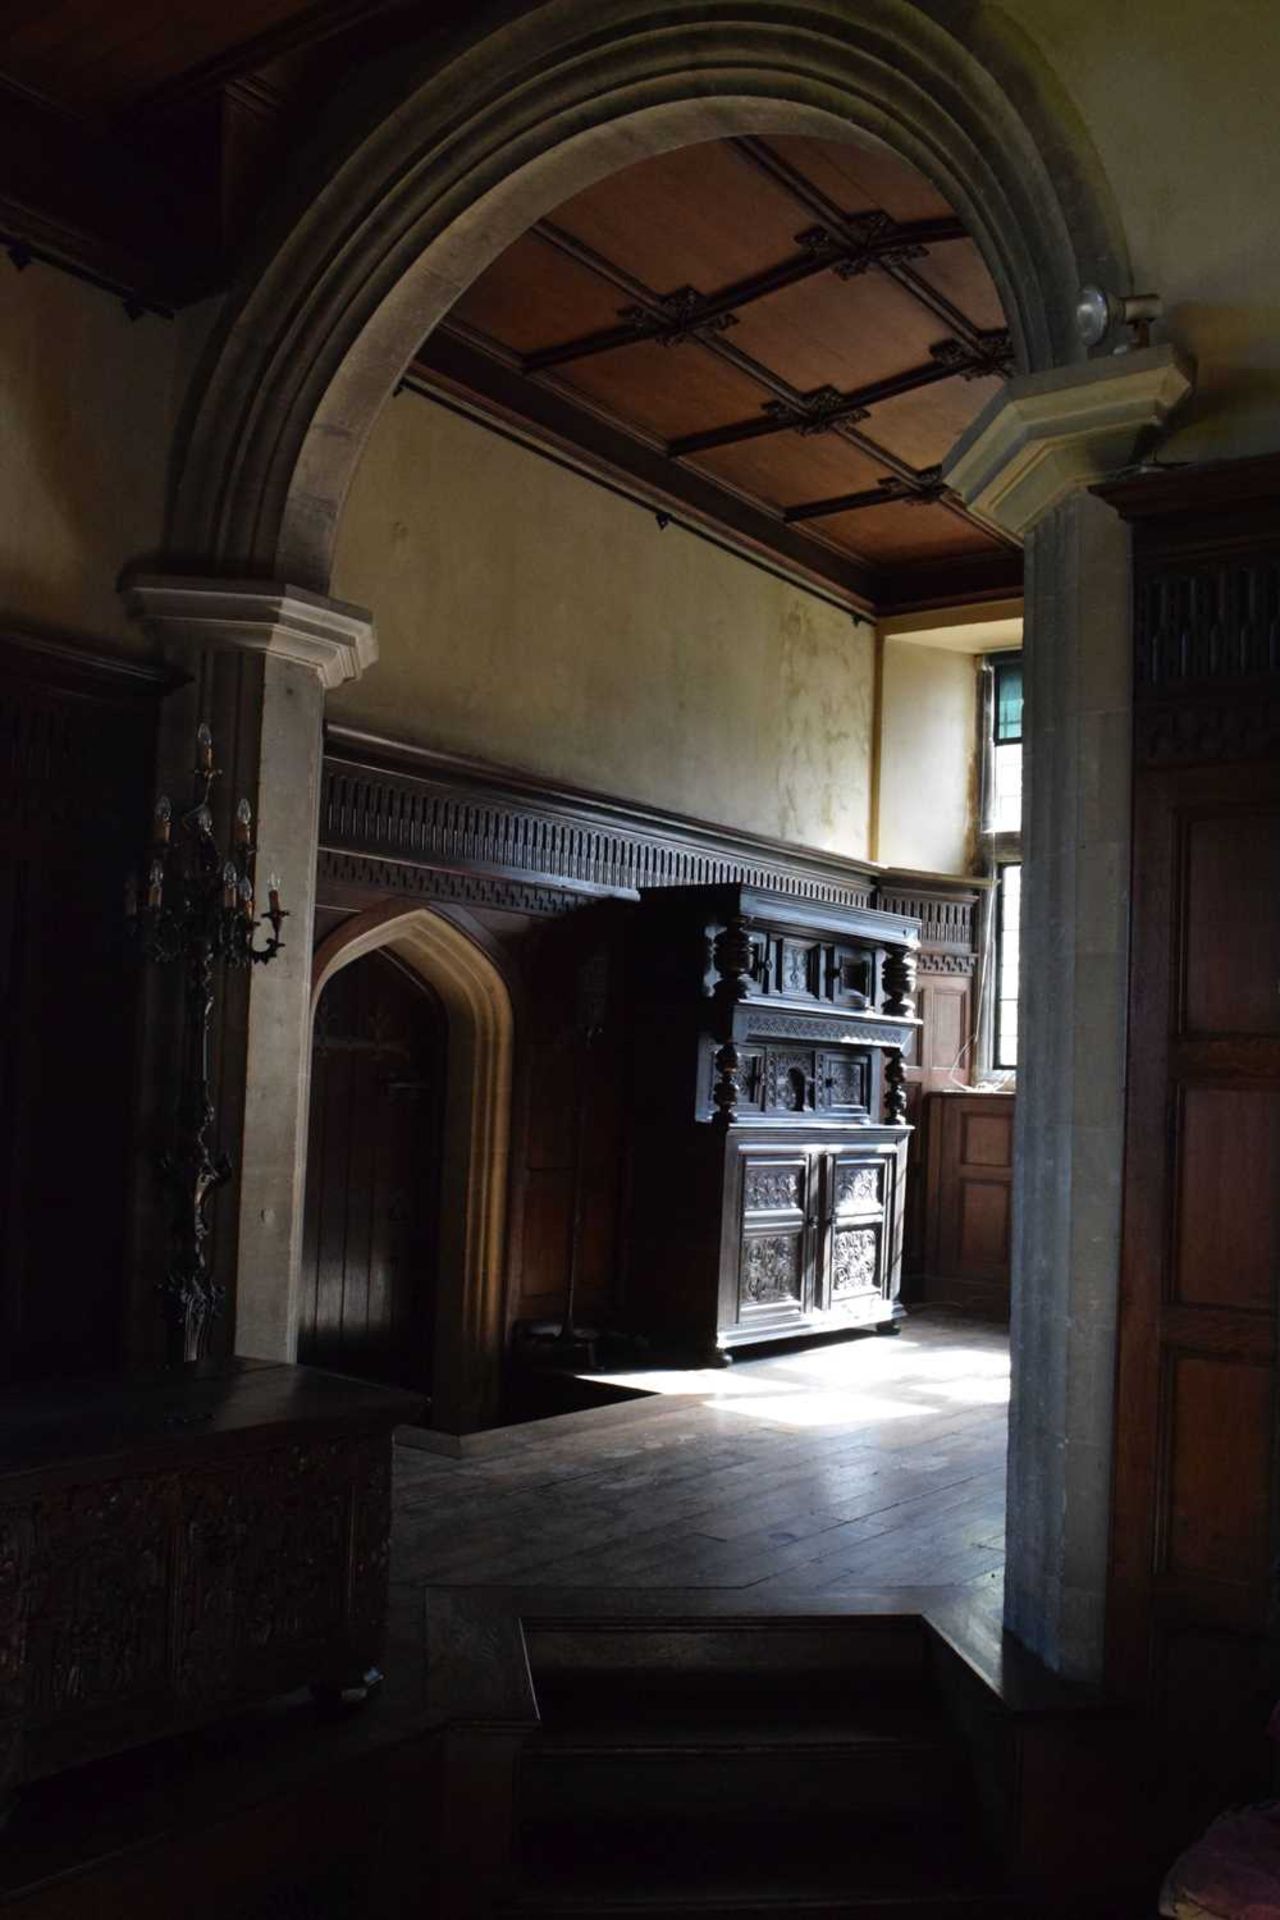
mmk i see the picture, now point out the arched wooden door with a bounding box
[300,950,445,1393]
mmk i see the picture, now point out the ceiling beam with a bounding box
[730,136,993,353]
[411,322,1022,615]
[528,211,1018,551]
[667,333,1013,459]
[522,211,966,373]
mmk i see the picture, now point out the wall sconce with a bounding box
[1076,285,1164,353]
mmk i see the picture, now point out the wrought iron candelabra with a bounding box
[127,724,287,1364]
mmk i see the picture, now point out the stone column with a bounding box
[944,347,1192,1682]
[124,578,376,1361]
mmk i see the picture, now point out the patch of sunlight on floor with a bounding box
[584,1320,1012,1429]
[706,1388,932,1430]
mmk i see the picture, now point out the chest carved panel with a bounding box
[744,1166,804,1212]
[832,1225,880,1296]
[0,1365,415,1791]
[741,1235,803,1305]
[836,1165,882,1212]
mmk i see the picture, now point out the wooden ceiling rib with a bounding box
[422,131,1021,613]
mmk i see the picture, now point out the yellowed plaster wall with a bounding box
[0,269,205,650]
[996,0,1280,460]
[875,641,978,877]
[330,396,875,856]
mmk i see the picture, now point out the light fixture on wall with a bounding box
[1076,285,1164,353]
[126,724,288,1364]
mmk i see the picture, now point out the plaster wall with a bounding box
[330,395,876,856]
[995,0,1280,461]
[875,640,977,876]
[0,271,206,649]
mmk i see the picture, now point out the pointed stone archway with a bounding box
[311,904,515,1432]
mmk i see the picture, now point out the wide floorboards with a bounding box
[392,1310,1008,1609]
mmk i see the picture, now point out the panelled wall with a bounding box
[314,731,984,1350]
[0,632,174,1378]
[1104,455,1280,1805]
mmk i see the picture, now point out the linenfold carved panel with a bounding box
[741,1235,803,1305]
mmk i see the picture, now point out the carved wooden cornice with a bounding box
[318,730,982,962]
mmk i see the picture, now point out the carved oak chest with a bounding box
[0,1360,419,1798]
[623,884,921,1360]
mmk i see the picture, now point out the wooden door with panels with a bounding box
[1103,455,1280,1805]
[300,951,446,1393]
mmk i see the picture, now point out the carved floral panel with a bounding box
[743,1165,805,1212]
[832,1226,880,1297]
[741,1235,803,1306]
[835,1165,882,1213]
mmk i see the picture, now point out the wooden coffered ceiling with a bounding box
[414,134,1022,617]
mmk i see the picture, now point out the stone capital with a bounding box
[122,576,377,688]
[943,345,1195,539]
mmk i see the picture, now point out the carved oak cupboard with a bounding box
[621,885,921,1360]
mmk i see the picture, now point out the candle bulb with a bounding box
[234,797,252,845]
[239,873,254,920]
[153,794,171,845]
[196,722,213,772]
[222,861,238,911]
[147,859,164,910]
[194,804,213,838]
[268,872,282,920]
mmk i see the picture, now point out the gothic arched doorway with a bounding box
[300,949,446,1392]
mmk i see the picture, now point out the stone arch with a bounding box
[310,903,515,1431]
[169,0,1130,592]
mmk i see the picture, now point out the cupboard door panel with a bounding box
[732,1147,813,1329]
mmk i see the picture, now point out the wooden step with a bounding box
[525,1617,931,1693]
[505,1813,1019,1916]
[521,1706,970,1824]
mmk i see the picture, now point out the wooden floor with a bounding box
[391,1310,1008,1607]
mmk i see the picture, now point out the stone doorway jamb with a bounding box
[123,576,376,1363]
[944,344,1193,1682]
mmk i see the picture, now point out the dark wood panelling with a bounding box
[1181,809,1280,1035]
[1175,1088,1280,1310]
[917,1092,1014,1317]
[0,632,177,1381]
[1107,454,1280,1803]
[315,733,983,1365]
